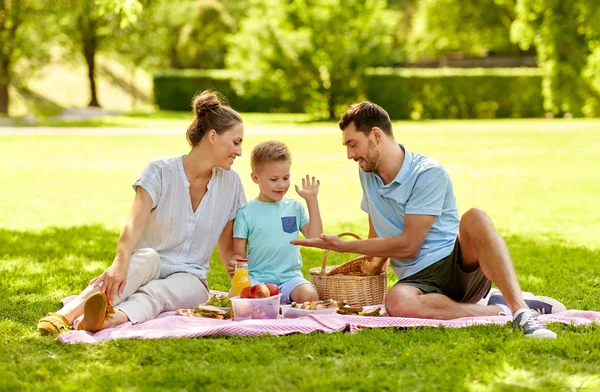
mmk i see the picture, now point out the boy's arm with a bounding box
[228,238,248,278]
[300,196,323,238]
[218,220,236,278]
[296,175,323,239]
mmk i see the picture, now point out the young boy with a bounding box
[231,140,322,304]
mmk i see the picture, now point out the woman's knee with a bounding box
[134,248,161,277]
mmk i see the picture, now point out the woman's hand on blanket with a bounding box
[89,262,129,305]
[291,234,345,251]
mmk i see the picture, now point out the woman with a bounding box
[37,91,246,334]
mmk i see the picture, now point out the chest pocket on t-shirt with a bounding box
[281,216,298,233]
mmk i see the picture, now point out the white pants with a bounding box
[112,248,209,324]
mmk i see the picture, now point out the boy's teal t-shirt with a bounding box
[233,198,309,285]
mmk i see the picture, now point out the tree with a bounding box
[57,0,143,107]
[407,0,518,60]
[176,0,236,69]
[227,0,394,118]
[511,0,600,116]
[0,0,55,115]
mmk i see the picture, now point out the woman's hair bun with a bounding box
[193,92,221,117]
[186,90,242,146]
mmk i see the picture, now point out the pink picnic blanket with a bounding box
[56,292,600,344]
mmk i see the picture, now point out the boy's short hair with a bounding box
[251,140,291,172]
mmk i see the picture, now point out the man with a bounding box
[291,102,565,339]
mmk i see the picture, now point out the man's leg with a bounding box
[385,284,501,319]
[386,207,526,319]
[457,208,528,314]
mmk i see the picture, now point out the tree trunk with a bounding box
[0,81,8,115]
[0,58,9,115]
[81,6,100,108]
[130,66,137,109]
[170,45,181,69]
[84,44,100,107]
[328,94,336,120]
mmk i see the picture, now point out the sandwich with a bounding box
[336,305,364,315]
[337,305,382,316]
[194,305,231,319]
[290,299,339,310]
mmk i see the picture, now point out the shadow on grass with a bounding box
[1,225,599,330]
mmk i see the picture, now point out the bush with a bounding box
[364,68,546,119]
[154,68,546,119]
[152,69,304,112]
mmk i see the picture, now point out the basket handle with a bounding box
[320,232,362,276]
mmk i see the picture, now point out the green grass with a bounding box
[1,117,600,391]
[9,57,154,117]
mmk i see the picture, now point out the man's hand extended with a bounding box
[291,234,348,252]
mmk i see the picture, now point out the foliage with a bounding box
[153,69,304,113]
[365,67,545,119]
[54,0,144,107]
[112,0,235,72]
[176,0,236,69]
[226,0,395,119]
[511,0,600,116]
[0,0,56,114]
[407,0,518,59]
[153,67,545,119]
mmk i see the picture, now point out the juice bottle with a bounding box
[229,258,251,297]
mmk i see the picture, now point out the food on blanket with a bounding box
[240,286,252,299]
[336,305,363,315]
[231,293,281,320]
[205,295,231,308]
[266,283,280,296]
[289,299,338,310]
[194,305,231,319]
[250,284,271,298]
[360,307,382,317]
[337,304,382,317]
[233,301,254,318]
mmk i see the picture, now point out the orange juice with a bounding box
[230,258,251,297]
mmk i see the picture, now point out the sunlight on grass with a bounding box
[1,117,600,391]
[466,362,600,391]
[1,119,599,249]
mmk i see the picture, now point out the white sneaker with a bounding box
[513,310,557,339]
[488,293,567,314]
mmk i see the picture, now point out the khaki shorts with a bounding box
[395,239,492,304]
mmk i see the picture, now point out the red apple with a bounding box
[252,307,266,319]
[240,286,252,299]
[234,301,253,319]
[250,284,270,298]
[265,283,280,297]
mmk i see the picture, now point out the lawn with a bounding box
[1,115,600,391]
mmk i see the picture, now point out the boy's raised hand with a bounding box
[295,175,320,200]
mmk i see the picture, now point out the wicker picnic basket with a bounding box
[308,232,387,307]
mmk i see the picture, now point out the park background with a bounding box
[1,0,599,391]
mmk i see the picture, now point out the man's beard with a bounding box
[358,139,379,172]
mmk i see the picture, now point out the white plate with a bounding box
[281,305,338,319]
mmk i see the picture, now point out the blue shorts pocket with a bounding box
[281,216,298,233]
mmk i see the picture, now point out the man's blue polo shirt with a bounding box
[359,144,459,280]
